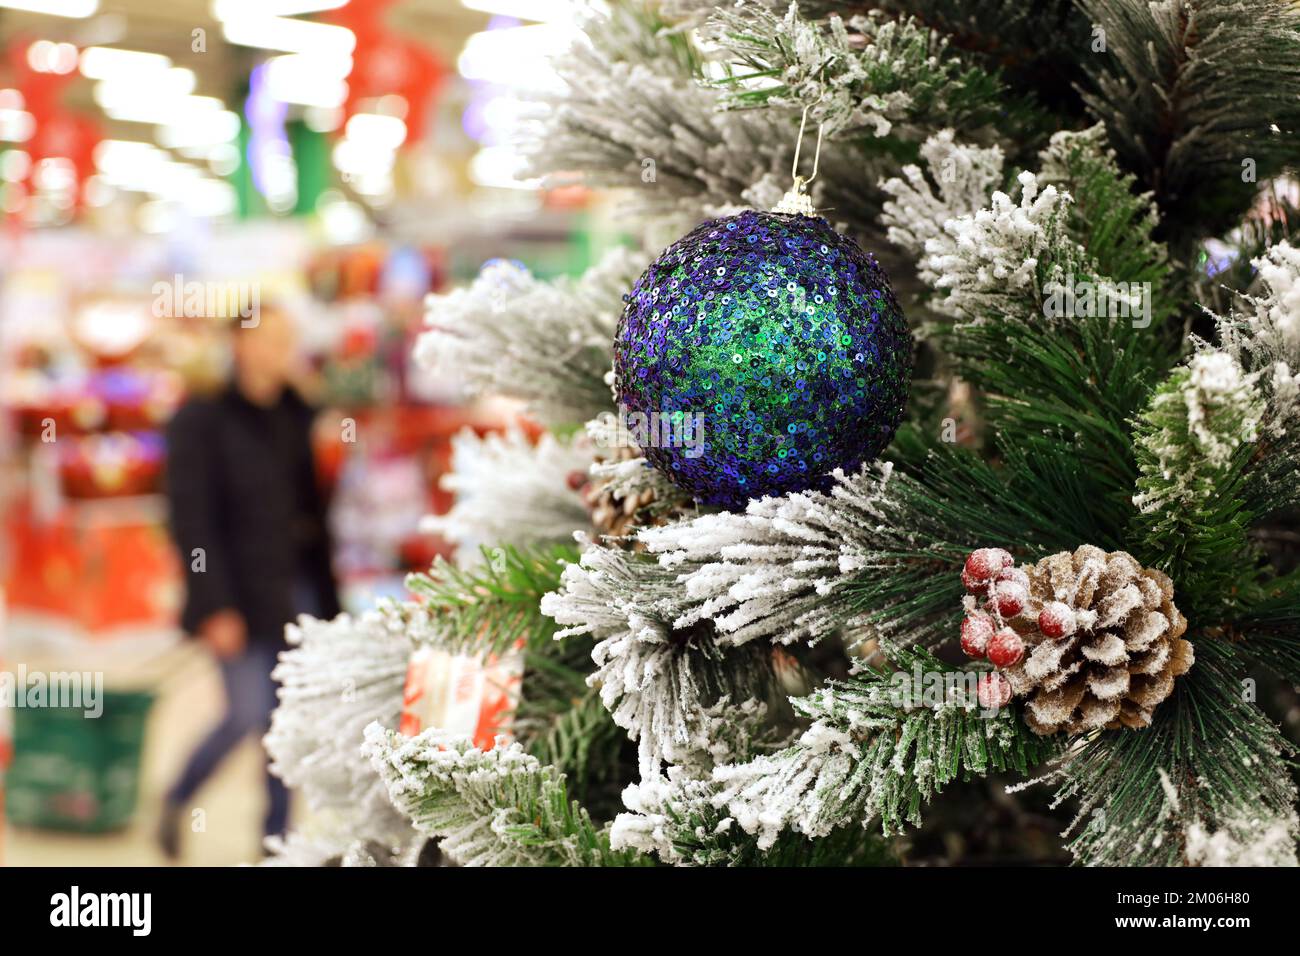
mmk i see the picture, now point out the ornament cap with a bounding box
[773,176,816,216]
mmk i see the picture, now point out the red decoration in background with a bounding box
[4,499,180,637]
[328,0,447,147]
[6,35,76,122]
[4,36,102,212]
[27,112,101,204]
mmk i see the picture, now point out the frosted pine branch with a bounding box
[540,542,776,776]
[363,725,645,867]
[709,5,912,138]
[266,612,417,854]
[710,656,1051,846]
[879,130,1005,286]
[1210,241,1300,432]
[921,169,1074,320]
[615,646,1053,857]
[421,427,593,565]
[639,461,976,649]
[519,2,896,233]
[415,250,643,427]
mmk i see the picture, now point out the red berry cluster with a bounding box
[958,547,1088,708]
[959,548,1025,661]
[959,547,1028,708]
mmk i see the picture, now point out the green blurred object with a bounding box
[5,690,154,833]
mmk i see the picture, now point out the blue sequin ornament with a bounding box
[613,210,912,510]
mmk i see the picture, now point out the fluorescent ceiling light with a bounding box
[104,93,224,126]
[211,0,345,16]
[344,113,407,151]
[80,47,171,80]
[27,40,79,74]
[469,145,539,190]
[95,138,165,161]
[458,24,571,89]
[0,0,99,18]
[94,68,197,111]
[157,110,242,149]
[461,0,594,21]
[264,53,350,108]
[219,10,356,57]
[332,138,396,177]
[266,51,352,79]
[0,108,36,142]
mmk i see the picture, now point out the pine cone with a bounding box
[580,443,660,541]
[1000,546,1193,735]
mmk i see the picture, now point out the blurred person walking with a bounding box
[159,307,340,860]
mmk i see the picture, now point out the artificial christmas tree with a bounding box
[266,0,1300,867]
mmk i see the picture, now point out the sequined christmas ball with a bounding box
[613,210,912,510]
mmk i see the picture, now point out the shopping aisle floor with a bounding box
[5,641,300,867]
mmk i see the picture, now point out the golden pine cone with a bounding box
[1001,545,1194,735]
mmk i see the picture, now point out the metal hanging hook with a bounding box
[774,102,825,216]
[791,101,824,186]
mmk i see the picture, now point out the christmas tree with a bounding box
[265,0,1300,867]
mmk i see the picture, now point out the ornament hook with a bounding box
[774,102,824,216]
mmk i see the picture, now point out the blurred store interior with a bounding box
[0,0,623,865]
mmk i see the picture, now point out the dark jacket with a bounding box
[165,385,341,641]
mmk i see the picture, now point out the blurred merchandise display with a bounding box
[5,689,153,833]
[0,0,612,862]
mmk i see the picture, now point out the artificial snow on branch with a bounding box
[616,646,1054,858]
[1210,241,1300,431]
[541,541,777,776]
[878,130,1005,287]
[421,427,593,565]
[265,612,417,860]
[416,250,644,427]
[919,168,1074,320]
[520,1,806,220]
[1132,352,1263,518]
[709,4,1021,143]
[363,725,646,867]
[639,459,1018,650]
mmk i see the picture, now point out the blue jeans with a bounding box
[167,639,288,838]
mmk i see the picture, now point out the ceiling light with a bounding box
[157,110,242,149]
[218,9,356,57]
[0,0,99,19]
[94,68,197,111]
[211,0,346,16]
[103,93,223,126]
[344,113,407,151]
[0,109,36,142]
[80,46,171,80]
[264,54,350,108]
[460,0,592,21]
[458,24,571,90]
[0,150,31,183]
[27,40,79,74]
